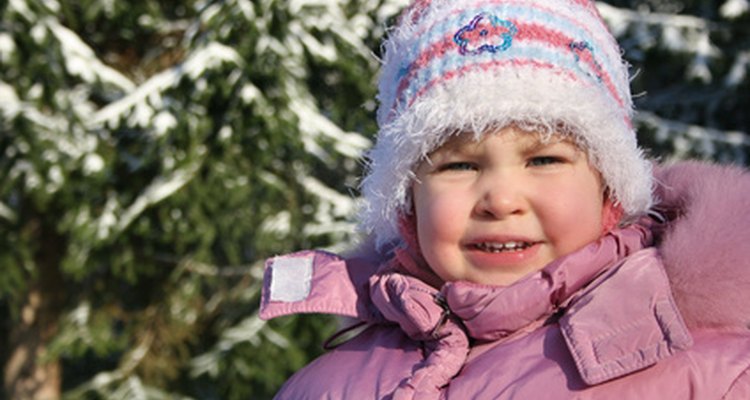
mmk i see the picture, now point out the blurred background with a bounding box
[0,0,748,398]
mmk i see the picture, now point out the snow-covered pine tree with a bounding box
[599,0,750,162]
[0,0,405,398]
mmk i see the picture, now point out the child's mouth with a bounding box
[471,241,533,253]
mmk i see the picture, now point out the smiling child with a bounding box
[259,0,750,398]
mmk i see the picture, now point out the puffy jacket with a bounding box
[260,162,750,399]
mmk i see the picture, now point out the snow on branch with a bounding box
[596,2,716,34]
[92,158,203,242]
[637,111,750,163]
[1,82,99,167]
[720,0,750,18]
[297,172,359,248]
[596,2,721,82]
[44,18,135,92]
[725,50,750,87]
[0,201,17,222]
[287,86,371,162]
[88,42,244,130]
[115,160,203,237]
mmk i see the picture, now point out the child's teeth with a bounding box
[477,241,530,252]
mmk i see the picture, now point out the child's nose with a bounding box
[473,176,528,219]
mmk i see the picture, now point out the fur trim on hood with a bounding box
[654,161,750,331]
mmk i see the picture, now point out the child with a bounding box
[260,0,750,398]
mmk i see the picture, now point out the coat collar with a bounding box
[367,223,692,387]
[558,247,692,384]
[441,224,652,341]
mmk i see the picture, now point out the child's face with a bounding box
[412,125,606,286]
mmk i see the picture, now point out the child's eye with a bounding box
[528,156,563,167]
[438,162,477,172]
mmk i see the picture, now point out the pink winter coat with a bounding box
[260,162,750,399]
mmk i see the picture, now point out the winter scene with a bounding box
[1,0,748,398]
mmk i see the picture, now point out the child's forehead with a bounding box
[431,126,579,154]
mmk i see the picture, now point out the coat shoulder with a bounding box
[655,161,750,330]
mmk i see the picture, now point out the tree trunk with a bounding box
[3,222,66,400]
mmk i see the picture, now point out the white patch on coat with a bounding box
[269,255,314,302]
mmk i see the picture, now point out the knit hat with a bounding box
[360,0,653,248]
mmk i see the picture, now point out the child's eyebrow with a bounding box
[428,136,477,157]
[523,136,579,154]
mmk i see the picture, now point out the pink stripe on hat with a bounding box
[394,19,627,114]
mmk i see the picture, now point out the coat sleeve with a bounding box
[724,367,750,399]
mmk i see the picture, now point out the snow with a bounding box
[261,211,292,236]
[597,2,719,54]
[258,170,285,190]
[30,23,47,43]
[299,175,355,217]
[0,82,19,116]
[83,153,105,175]
[96,195,118,241]
[637,111,750,162]
[299,174,358,241]
[187,42,244,78]
[597,2,721,84]
[47,165,64,191]
[240,83,262,104]
[152,111,178,137]
[115,160,203,236]
[289,21,337,62]
[725,51,750,86]
[41,0,61,13]
[721,0,749,18]
[235,0,256,20]
[192,314,268,376]
[8,0,34,22]
[89,42,243,130]
[0,33,15,62]
[0,201,17,222]
[46,19,135,92]
[200,3,222,26]
[70,302,91,326]
[218,125,233,141]
[377,0,410,22]
[10,160,42,190]
[289,93,371,161]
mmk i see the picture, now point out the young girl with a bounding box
[260,0,750,398]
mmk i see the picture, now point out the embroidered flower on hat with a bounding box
[570,40,605,83]
[454,13,518,56]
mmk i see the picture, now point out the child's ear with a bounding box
[601,191,624,234]
[397,197,419,251]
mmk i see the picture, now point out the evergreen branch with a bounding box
[87,42,243,130]
[0,201,17,222]
[637,111,750,146]
[597,2,717,31]
[45,17,135,91]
